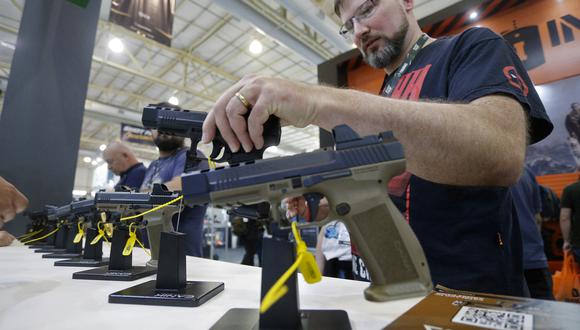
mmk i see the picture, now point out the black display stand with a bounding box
[211,238,351,330]
[109,231,224,307]
[35,225,67,253]
[73,227,156,281]
[55,228,109,267]
[43,224,82,259]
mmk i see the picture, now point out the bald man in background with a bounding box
[0,176,29,246]
[103,141,147,191]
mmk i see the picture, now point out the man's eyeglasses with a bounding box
[339,0,379,39]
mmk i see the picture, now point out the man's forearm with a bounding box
[311,86,526,186]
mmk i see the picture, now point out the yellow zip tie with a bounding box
[122,222,151,256]
[119,195,183,221]
[135,236,151,256]
[21,225,61,244]
[90,221,107,245]
[259,222,321,314]
[73,220,85,243]
[16,229,44,240]
[122,223,138,256]
[208,159,217,169]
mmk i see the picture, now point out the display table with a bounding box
[0,246,421,329]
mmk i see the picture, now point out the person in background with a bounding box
[102,141,147,191]
[560,175,580,265]
[510,165,554,299]
[140,106,209,257]
[316,220,353,279]
[0,176,29,246]
[564,102,580,170]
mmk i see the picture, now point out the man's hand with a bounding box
[283,196,330,222]
[0,231,15,247]
[284,196,308,220]
[0,176,29,227]
[202,74,318,153]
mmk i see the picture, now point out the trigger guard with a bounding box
[210,142,222,159]
[214,149,232,163]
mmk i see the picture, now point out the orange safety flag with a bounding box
[552,251,580,303]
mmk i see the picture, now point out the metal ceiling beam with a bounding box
[92,56,217,103]
[272,0,352,52]
[214,0,327,64]
[99,20,239,82]
[84,99,142,126]
[120,13,234,109]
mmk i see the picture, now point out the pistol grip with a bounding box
[319,159,432,301]
[145,209,176,268]
[339,196,432,301]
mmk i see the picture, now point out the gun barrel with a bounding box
[142,105,206,137]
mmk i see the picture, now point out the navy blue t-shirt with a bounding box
[141,148,209,257]
[510,166,548,270]
[373,28,553,296]
[114,162,146,191]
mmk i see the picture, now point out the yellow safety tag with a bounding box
[73,221,85,244]
[298,247,321,284]
[122,223,137,256]
[91,221,106,245]
[104,223,113,238]
[260,222,321,314]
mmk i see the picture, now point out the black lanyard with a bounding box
[382,33,430,97]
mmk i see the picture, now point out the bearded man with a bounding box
[141,105,209,257]
[201,0,553,296]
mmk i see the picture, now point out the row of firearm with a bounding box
[19,104,433,329]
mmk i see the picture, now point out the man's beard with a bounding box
[362,20,409,69]
[154,135,184,153]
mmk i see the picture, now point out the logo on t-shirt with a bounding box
[391,64,432,100]
[503,66,529,96]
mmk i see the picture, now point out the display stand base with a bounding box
[42,252,82,259]
[72,265,156,281]
[210,308,351,330]
[35,248,66,253]
[55,257,109,267]
[109,280,224,307]
[28,244,52,249]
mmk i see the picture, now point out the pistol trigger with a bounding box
[303,193,324,222]
[215,146,233,163]
[210,141,222,159]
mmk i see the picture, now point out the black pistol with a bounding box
[142,104,281,171]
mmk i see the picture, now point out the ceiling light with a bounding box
[91,160,98,166]
[99,144,107,151]
[72,190,87,196]
[168,96,179,106]
[83,156,92,163]
[0,41,15,50]
[469,11,478,20]
[108,37,124,53]
[249,39,263,55]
